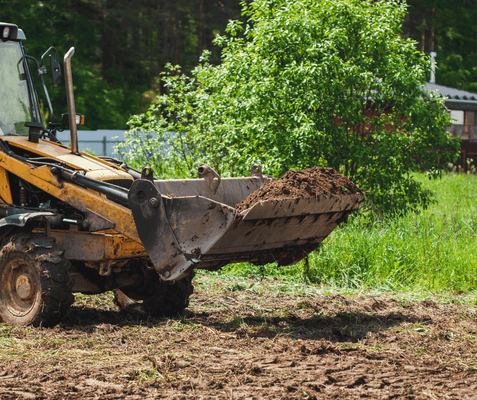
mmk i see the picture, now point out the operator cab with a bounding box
[0,23,43,137]
[0,22,83,146]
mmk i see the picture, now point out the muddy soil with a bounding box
[236,167,362,213]
[0,275,475,399]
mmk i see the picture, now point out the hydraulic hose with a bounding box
[50,167,130,206]
[0,139,130,207]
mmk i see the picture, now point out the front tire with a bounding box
[0,234,75,327]
[114,272,194,317]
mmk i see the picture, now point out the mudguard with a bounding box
[0,212,56,229]
[0,212,56,242]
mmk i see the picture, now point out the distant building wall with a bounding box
[426,83,477,171]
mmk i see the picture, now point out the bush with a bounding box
[119,0,458,215]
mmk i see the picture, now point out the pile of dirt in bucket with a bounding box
[235,166,362,213]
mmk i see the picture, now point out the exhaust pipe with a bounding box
[64,47,78,155]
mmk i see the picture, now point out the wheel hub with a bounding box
[15,274,33,300]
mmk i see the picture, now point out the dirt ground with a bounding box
[0,274,476,399]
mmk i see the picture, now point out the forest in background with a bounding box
[1,0,476,129]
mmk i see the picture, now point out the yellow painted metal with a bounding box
[84,169,131,182]
[0,167,12,204]
[3,137,132,182]
[51,230,147,261]
[0,151,142,244]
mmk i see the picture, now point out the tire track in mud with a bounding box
[0,276,475,399]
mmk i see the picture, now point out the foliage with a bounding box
[115,65,198,179]
[125,0,458,215]
[0,0,128,128]
[2,0,476,132]
[0,0,245,129]
[220,173,477,293]
[405,0,477,92]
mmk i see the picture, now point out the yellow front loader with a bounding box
[0,23,363,326]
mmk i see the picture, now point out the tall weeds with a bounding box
[221,173,477,293]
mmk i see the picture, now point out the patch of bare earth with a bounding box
[0,275,475,399]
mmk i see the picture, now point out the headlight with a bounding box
[75,114,85,126]
[3,27,10,39]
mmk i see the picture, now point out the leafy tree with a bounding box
[123,0,458,215]
[116,65,199,178]
[1,0,245,129]
[0,0,127,128]
[405,0,477,91]
[3,0,475,135]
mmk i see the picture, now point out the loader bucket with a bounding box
[129,167,364,281]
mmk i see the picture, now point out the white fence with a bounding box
[56,130,126,157]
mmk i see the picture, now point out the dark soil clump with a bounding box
[235,166,362,213]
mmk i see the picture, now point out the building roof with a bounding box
[425,83,477,110]
[425,83,477,100]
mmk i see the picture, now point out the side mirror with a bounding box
[41,46,61,87]
[49,55,61,87]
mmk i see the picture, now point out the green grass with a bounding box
[217,173,477,293]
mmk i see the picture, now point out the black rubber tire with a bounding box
[113,272,194,317]
[0,234,75,327]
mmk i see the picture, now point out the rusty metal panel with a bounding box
[0,167,12,204]
[163,196,236,253]
[53,231,105,260]
[129,179,193,281]
[51,230,146,261]
[155,177,264,207]
[205,212,345,255]
[241,192,364,220]
[129,180,236,281]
